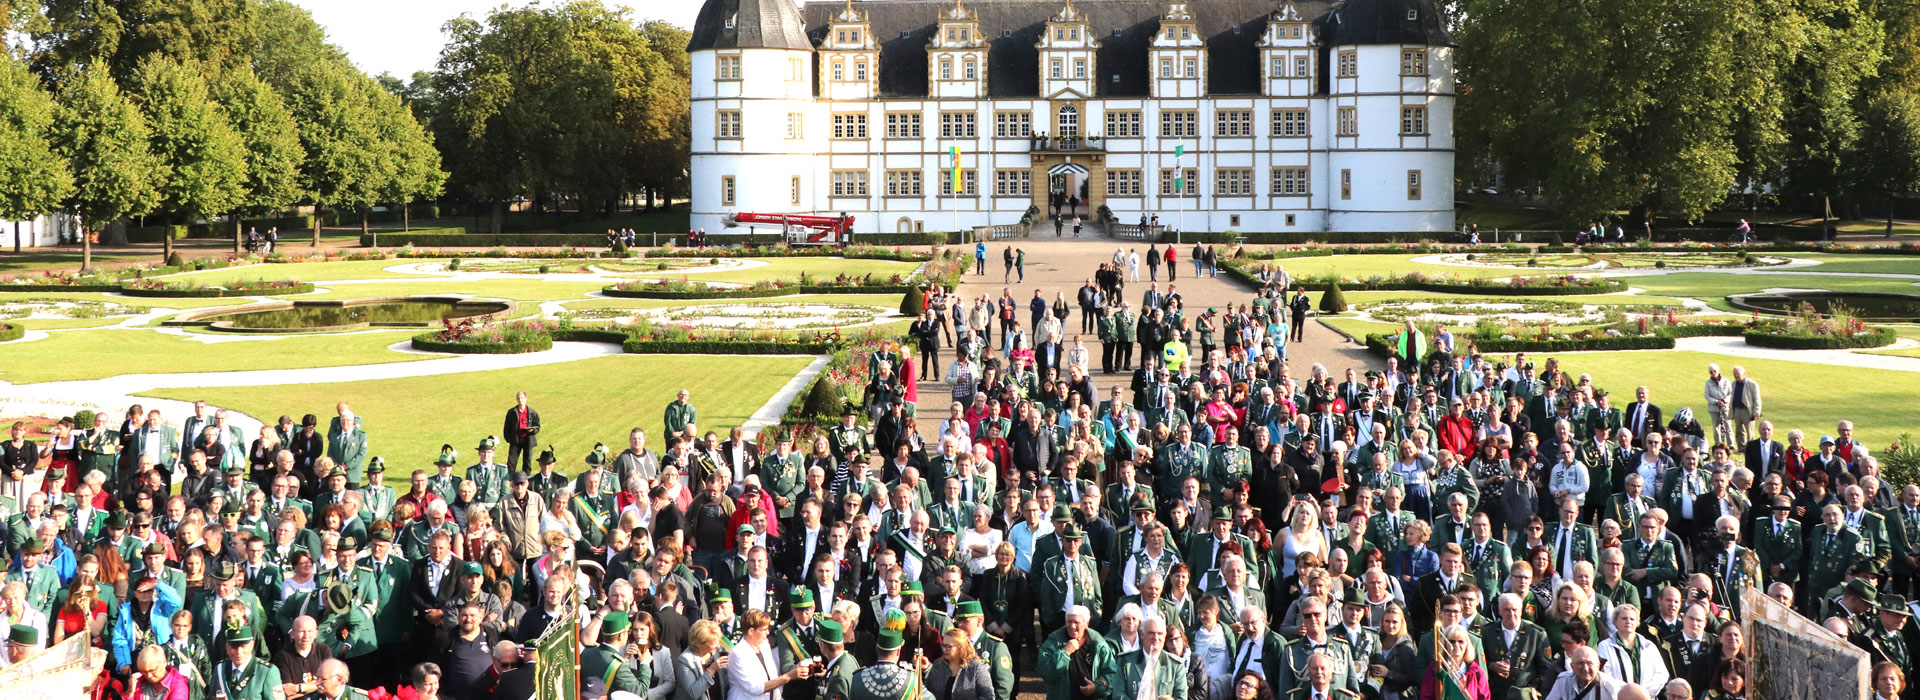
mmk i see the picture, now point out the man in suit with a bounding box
[131,410,181,479]
[1751,496,1802,589]
[1409,543,1468,635]
[1543,497,1599,583]
[1623,386,1661,444]
[1885,484,1920,598]
[1035,524,1102,632]
[1606,474,1657,532]
[191,561,268,653]
[1660,604,1716,690]
[1699,515,1763,618]
[1842,484,1894,572]
[1184,507,1254,589]
[1366,486,1416,556]
[1743,420,1785,487]
[1727,366,1762,447]
[1479,592,1551,700]
[1464,513,1512,598]
[409,530,463,645]
[731,546,791,623]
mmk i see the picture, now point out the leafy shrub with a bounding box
[166,252,185,267]
[901,285,926,317]
[1318,280,1348,313]
[71,410,96,430]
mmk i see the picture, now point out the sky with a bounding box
[293,0,703,78]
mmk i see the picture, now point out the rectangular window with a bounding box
[886,170,923,196]
[721,176,735,206]
[994,170,1033,196]
[832,113,867,139]
[1341,169,1352,199]
[1183,58,1197,77]
[994,112,1032,138]
[1401,105,1428,135]
[849,30,861,44]
[791,176,802,205]
[1106,169,1142,197]
[1216,110,1253,137]
[1105,111,1142,138]
[940,60,952,80]
[885,112,921,139]
[939,169,978,196]
[1051,60,1063,78]
[716,111,743,139]
[717,56,742,80]
[1162,59,1175,78]
[1295,56,1310,77]
[832,61,844,81]
[786,113,804,139]
[831,170,869,196]
[1337,51,1357,77]
[855,61,868,81]
[1159,110,1197,137]
[939,112,977,138]
[964,60,977,79]
[1269,57,1284,78]
[1337,107,1357,136]
[1273,167,1310,196]
[1401,49,1428,76]
[1215,168,1254,196]
[1159,168,1199,196]
[1408,170,1422,200]
[1272,109,1309,137]
[1073,59,1087,78]
[789,57,804,82]
[1285,213,1297,226]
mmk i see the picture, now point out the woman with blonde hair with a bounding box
[1417,624,1490,700]
[128,644,190,700]
[928,627,994,700]
[1274,498,1329,580]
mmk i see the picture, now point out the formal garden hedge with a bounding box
[1224,260,1626,295]
[117,281,316,298]
[1354,322,1747,356]
[409,334,555,354]
[356,231,583,247]
[600,284,915,300]
[1743,327,1897,349]
[0,324,24,343]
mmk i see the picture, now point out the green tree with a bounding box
[132,54,248,262]
[634,20,690,209]
[285,65,381,245]
[1455,0,1805,221]
[1773,0,1883,214]
[1854,87,1920,236]
[0,54,74,254]
[366,80,444,234]
[34,0,256,83]
[213,65,305,252]
[48,64,161,270]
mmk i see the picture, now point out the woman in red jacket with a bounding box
[1437,398,1478,457]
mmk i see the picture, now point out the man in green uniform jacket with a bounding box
[327,416,369,489]
[762,433,805,521]
[466,437,507,506]
[1621,512,1679,600]
[1208,431,1252,502]
[952,601,1014,700]
[362,526,414,649]
[1153,425,1205,501]
[818,620,860,700]
[829,409,868,463]
[664,389,699,438]
[582,611,644,694]
[316,584,378,660]
[8,538,61,618]
[1035,524,1102,629]
[358,458,395,524]
[775,590,822,700]
[193,562,269,659]
[212,621,282,700]
[1103,617,1187,700]
[1038,606,1112,700]
[1808,504,1868,608]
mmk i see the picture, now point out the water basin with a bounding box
[1728,291,1920,323]
[172,297,513,332]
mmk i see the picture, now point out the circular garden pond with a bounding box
[173,297,513,332]
[1729,291,1920,323]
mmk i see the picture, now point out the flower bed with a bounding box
[1356,299,1668,326]
[603,276,915,299]
[118,279,315,297]
[410,317,556,354]
[1224,260,1624,295]
[1737,301,1899,349]
[0,299,149,321]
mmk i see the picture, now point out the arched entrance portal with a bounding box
[1047,161,1091,220]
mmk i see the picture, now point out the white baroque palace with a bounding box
[688,0,1454,234]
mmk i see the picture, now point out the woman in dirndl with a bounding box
[42,417,82,494]
[0,421,38,509]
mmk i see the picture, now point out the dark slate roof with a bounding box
[798,0,1339,98]
[690,0,814,51]
[1319,0,1453,47]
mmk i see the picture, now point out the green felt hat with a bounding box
[538,446,558,464]
[601,611,631,639]
[1211,505,1231,520]
[222,463,244,476]
[817,619,845,644]
[903,581,925,597]
[368,456,386,473]
[436,445,458,466]
[371,525,395,542]
[875,629,904,651]
[144,542,166,557]
[585,443,609,466]
[22,538,46,555]
[325,583,354,615]
[955,600,983,618]
[790,589,816,609]
[106,511,128,529]
[220,501,241,516]
[1057,523,1084,540]
[1050,505,1072,522]
[477,436,498,451]
[326,466,347,481]
[222,618,252,644]
[1847,579,1880,604]
[211,561,238,581]
[710,589,733,604]
[8,624,37,646]
[338,536,359,553]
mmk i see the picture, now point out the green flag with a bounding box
[1174,144,1184,157]
[1174,173,1184,193]
[533,600,579,700]
[1440,668,1470,700]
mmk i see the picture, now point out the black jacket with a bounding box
[1008,421,1057,475]
[502,406,541,446]
[911,319,942,350]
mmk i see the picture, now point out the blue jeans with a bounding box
[1193,259,1203,276]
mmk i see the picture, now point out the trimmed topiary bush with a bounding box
[0,324,23,343]
[901,285,926,317]
[801,376,844,420]
[166,252,185,267]
[1318,280,1348,313]
[71,410,96,430]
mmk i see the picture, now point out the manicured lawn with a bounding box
[160,259,445,284]
[1243,254,1514,281]
[0,328,425,384]
[1525,349,1920,447]
[0,252,146,276]
[12,317,131,330]
[560,293,906,312]
[1629,273,1920,301]
[293,280,611,302]
[1791,254,1920,275]
[142,353,811,490]
[0,291,246,310]
[1336,291,1687,307]
[664,257,923,285]
[1859,326,1920,358]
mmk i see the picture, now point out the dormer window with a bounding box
[725,12,736,29]
[850,30,860,44]
[1181,27,1191,39]
[1407,8,1418,20]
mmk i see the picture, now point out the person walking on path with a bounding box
[1015,249,1026,283]
[1076,279,1101,335]
[1002,246,1015,284]
[974,241,986,275]
[1054,215,1064,237]
[1191,243,1205,278]
[1072,215,1083,238]
[1145,245,1161,281]
[1163,245,1177,281]
[1127,249,1141,282]
[1289,287,1310,342]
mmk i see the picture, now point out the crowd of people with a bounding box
[1,242,1913,700]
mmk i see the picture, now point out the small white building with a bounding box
[688,0,1455,235]
[0,214,80,249]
